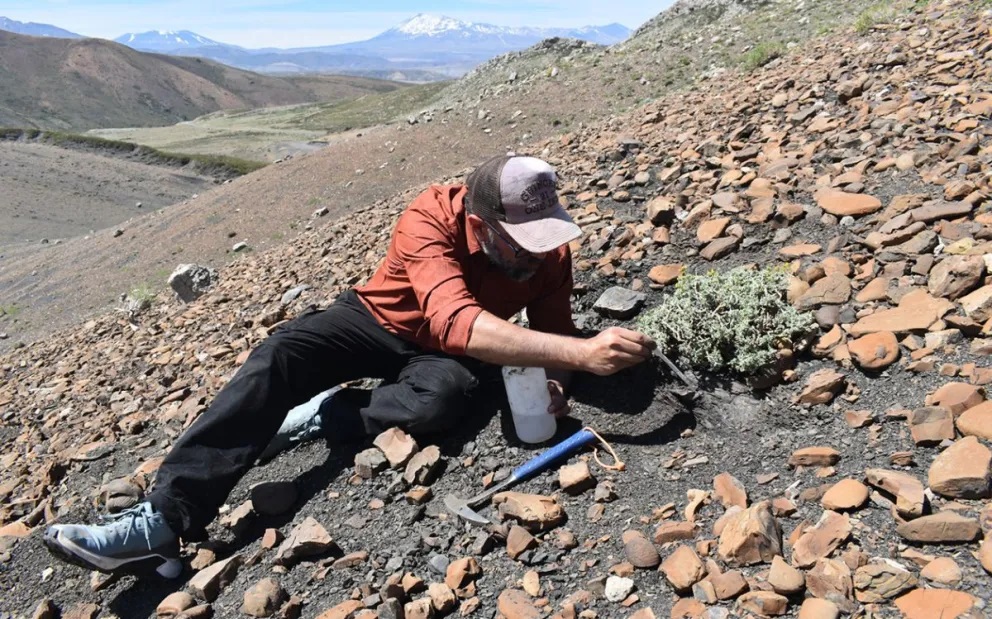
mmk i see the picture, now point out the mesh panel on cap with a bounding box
[465,155,511,221]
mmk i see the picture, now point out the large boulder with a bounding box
[168,264,219,303]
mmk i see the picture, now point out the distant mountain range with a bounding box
[0,16,81,39]
[0,14,631,79]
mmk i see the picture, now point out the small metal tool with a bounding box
[444,428,599,525]
[653,348,699,398]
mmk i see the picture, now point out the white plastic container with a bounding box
[502,365,557,443]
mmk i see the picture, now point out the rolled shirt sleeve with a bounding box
[393,205,483,356]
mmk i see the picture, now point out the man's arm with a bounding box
[465,311,654,376]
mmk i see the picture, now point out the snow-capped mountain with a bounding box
[295,13,631,74]
[382,13,629,45]
[114,30,236,53]
[0,13,631,78]
[0,16,81,39]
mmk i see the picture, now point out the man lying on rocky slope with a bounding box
[42,153,657,578]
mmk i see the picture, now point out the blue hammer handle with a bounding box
[510,428,599,482]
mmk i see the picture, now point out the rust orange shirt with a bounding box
[354,184,577,356]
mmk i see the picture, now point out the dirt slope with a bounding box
[0,31,405,131]
[0,141,216,245]
[1,2,991,618]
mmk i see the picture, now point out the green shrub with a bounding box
[855,2,896,34]
[637,266,815,375]
[740,42,785,71]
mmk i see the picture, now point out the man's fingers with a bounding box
[608,328,655,351]
[609,337,652,358]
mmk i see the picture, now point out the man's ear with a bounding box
[466,213,485,235]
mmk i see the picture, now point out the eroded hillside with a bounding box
[0,31,405,131]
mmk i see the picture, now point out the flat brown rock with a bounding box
[957,401,992,440]
[445,557,481,590]
[797,598,839,619]
[558,461,595,495]
[864,469,925,519]
[798,275,851,310]
[928,256,985,300]
[795,371,846,405]
[713,472,748,509]
[792,511,851,569]
[697,217,731,243]
[853,560,917,603]
[717,501,782,566]
[506,525,537,560]
[710,569,748,600]
[896,512,980,543]
[779,243,821,258]
[653,521,697,545]
[894,588,978,619]
[496,589,541,619]
[274,517,336,566]
[788,447,840,468]
[700,236,741,260]
[959,285,992,322]
[660,545,706,592]
[926,383,985,416]
[927,436,992,499]
[908,406,955,446]
[815,189,882,217]
[373,428,419,468]
[647,263,682,285]
[768,555,804,595]
[981,534,992,574]
[847,331,899,370]
[242,578,288,618]
[920,557,962,586]
[189,554,242,602]
[492,492,565,532]
[848,289,953,336]
[821,479,869,511]
[315,600,363,619]
[805,558,852,608]
[736,591,788,617]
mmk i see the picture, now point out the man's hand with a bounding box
[580,327,655,376]
[547,379,570,418]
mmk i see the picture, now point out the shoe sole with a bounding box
[43,528,182,579]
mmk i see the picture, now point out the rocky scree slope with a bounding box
[2,1,992,618]
[0,0,906,351]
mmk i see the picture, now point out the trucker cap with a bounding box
[465,154,582,253]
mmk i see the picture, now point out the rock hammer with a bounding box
[443,428,599,525]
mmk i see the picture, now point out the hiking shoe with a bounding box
[43,501,182,578]
[258,385,343,462]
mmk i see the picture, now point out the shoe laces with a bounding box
[98,503,155,549]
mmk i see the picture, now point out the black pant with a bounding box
[148,289,482,538]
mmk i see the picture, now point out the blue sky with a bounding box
[0,1,675,47]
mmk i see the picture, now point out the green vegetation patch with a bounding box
[740,41,786,71]
[292,81,451,133]
[0,127,266,178]
[637,266,816,376]
[0,304,22,320]
[855,1,899,33]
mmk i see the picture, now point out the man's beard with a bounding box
[480,241,542,282]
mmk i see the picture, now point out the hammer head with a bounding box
[444,494,491,526]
